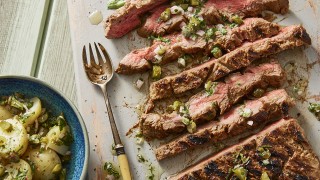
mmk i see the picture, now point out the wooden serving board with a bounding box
[67,0,320,179]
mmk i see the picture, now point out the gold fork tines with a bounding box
[82,43,132,180]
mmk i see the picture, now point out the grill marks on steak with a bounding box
[170,118,320,180]
[116,18,280,74]
[155,89,294,160]
[148,25,311,103]
[138,0,288,37]
[104,0,168,38]
[139,61,285,140]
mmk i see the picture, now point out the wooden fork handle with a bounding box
[116,145,132,180]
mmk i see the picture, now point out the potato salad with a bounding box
[0,93,73,180]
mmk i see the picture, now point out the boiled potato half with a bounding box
[4,159,32,180]
[0,118,28,157]
[0,106,13,120]
[23,148,62,180]
[46,125,70,155]
[21,97,42,127]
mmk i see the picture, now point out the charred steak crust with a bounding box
[116,18,280,74]
[155,89,294,160]
[140,61,285,140]
[104,0,168,39]
[148,25,311,102]
[138,0,289,37]
[171,118,320,180]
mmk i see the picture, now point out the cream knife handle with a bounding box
[116,145,132,180]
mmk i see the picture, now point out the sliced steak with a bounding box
[170,118,320,180]
[104,0,168,39]
[140,61,285,140]
[117,18,280,74]
[155,89,293,160]
[138,0,288,37]
[148,25,311,104]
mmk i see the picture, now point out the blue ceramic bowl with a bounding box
[0,75,89,180]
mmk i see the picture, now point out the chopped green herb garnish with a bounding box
[107,0,125,9]
[204,81,218,95]
[137,154,147,163]
[160,8,171,22]
[231,15,243,25]
[211,46,222,58]
[239,107,252,118]
[104,162,120,179]
[152,66,162,80]
[148,35,171,43]
[219,27,228,35]
[261,171,271,180]
[232,166,247,180]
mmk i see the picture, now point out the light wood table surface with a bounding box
[0,0,77,104]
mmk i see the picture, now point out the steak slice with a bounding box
[148,25,311,104]
[140,61,285,140]
[117,18,280,74]
[104,0,168,39]
[155,89,293,160]
[170,118,320,180]
[138,0,288,37]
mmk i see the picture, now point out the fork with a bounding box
[82,43,132,180]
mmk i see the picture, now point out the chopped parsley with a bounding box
[148,35,171,43]
[104,162,120,179]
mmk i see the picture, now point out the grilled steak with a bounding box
[138,0,288,37]
[140,61,285,140]
[117,18,280,74]
[171,118,320,180]
[155,89,293,160]
[104,0,168,39]
[148,25,311,105]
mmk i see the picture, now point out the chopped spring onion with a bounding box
[232,167,248,180]
[187,121,197,133]
[170,6,184,14]
[111,144,116,156]
[160,8,171,22]
[187,6,193,12]
[135,137,144,145]
[104,162,120,179]
[191,0,200,6]
[231,15,243,24]
[88,10,103,25]
[153,54,163,64]
[135,79,144,89]
[308,103,320,113]
[169,101,183,111]
[180,4,189,10]
[152,66,161,79]
[182,25,193,37]
[178,57,186,67]
[247,121,253,126]
[262,159,270,165]
[181,117,191,126]
[154,45,167,55]
[257,146,271,159]
[219,27,228,35]
[253,88,265,98]
[108,0,125,9]
[205,81,218,95]
[239,107,252,118]
[211,46,222,58]
[261,172,270,180]
[205,28,216,39]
